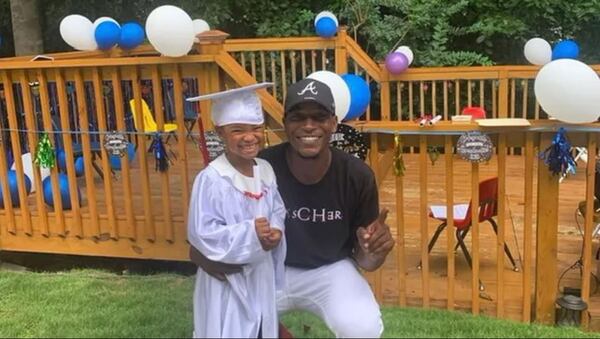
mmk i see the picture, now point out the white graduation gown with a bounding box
[188,154,286,338]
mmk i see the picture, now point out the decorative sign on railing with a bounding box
[330,123,368,160]
[456,131,493,163]
[103,132,129,157]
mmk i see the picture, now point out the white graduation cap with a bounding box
[186,82,273,127]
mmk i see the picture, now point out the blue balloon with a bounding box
[42,174,81,210]
[552,40,579,60]
[315,17,337,38]
[0,170,31,207]
[119,22,145,50]
[57,149,67,172]
[74,157,84,177]
[341,74,371,121]
[109,143,136,170]
[95,21,121,50]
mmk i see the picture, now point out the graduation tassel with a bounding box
[34,133,55,168]
[393,134,405,176]
[539,127,576,176]
[150,133,170,172]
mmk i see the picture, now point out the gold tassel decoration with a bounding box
[263,128,270,148]
[393,134,405,177]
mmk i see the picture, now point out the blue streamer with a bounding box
[149,133,170,172]
[538,127,576,176]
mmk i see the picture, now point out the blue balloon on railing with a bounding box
[552,40,579,60]
[0,170,31,207]
[42,174,81,210]
[341,74,371,121]
[74,156,84,177]
[119,22,145,50]
[95,21,121,50]
[315,17,337,38]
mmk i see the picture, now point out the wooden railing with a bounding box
[0,28,597,327]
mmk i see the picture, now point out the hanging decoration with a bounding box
[149,133,171,172]
[329,123,368,160]
[103,131,130,157]
[263,128,271,149]
[34,133,55,169]
[196,116,210,165]
[539,127,576,176]
[456,131,493,163]
[204,130,225,162]
[393,134,405,177]
[427,146,441,165]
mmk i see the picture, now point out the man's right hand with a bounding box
[189,246,243,281]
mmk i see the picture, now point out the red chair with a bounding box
[418,177,519,290]
[462,106,487,120]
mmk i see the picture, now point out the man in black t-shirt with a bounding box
[191,77,394,337]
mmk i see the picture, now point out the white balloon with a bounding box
[59,14,97,51]
[307,70,351,121]
[93,16,120,31]
[192,19,210,42]
[314,11,338,27]
[395,46,414,65]
[534,59,600,124]
[146,5,195,57]
[11,153,50,193]
[524,38,552,66]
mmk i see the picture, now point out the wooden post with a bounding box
[335,26,348,75]
[195,30,230,131]
[497,69,509,118]
[535,132,559,324]
[379,63,391,121]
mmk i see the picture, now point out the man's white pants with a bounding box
[277,258,383,338]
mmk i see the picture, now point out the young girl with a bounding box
[186,83,286,338]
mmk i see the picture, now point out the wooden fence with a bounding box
[0,28,597,327]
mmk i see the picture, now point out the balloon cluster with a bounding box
[526,38,600,124]
[60,15,144,51]
[59,6,211,57]
[385,46,414,75]
[307,70,371,121]
[314,11,338,38]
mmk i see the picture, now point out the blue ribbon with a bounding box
[150,133,170,172]
[539,127,576,176]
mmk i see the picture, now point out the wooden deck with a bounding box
[370,152,596,322]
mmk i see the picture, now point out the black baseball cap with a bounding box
[284,78,335,115]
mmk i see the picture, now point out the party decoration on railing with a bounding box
[204,130,225,162]
[314,11,338,38]
[11,153,50,193]
[93,17,119,31]
[34,133,55,169]
[393,134,405,177]
[539,127,576,176]
[385,51,409,75]
[103,132,130,157]
[192,19,210,42]
[263,128,271,149]
[395,46,414,66]
[552,39,579,60]
[0,170,31,208]
[524,38,552,65]
[307,70,351,122]
[95,20,121,50]
[146,5,195,57]
[149,133,171,172]
[341,74,370,121]
[42,174,81,210]
[534,58,600,123]
[330,123,368,160]
[60,14,97,51]
[427,146,441,166]
[456,131,493,163]
[119,22,145,50]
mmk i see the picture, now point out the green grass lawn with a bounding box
[0,269,598,338]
